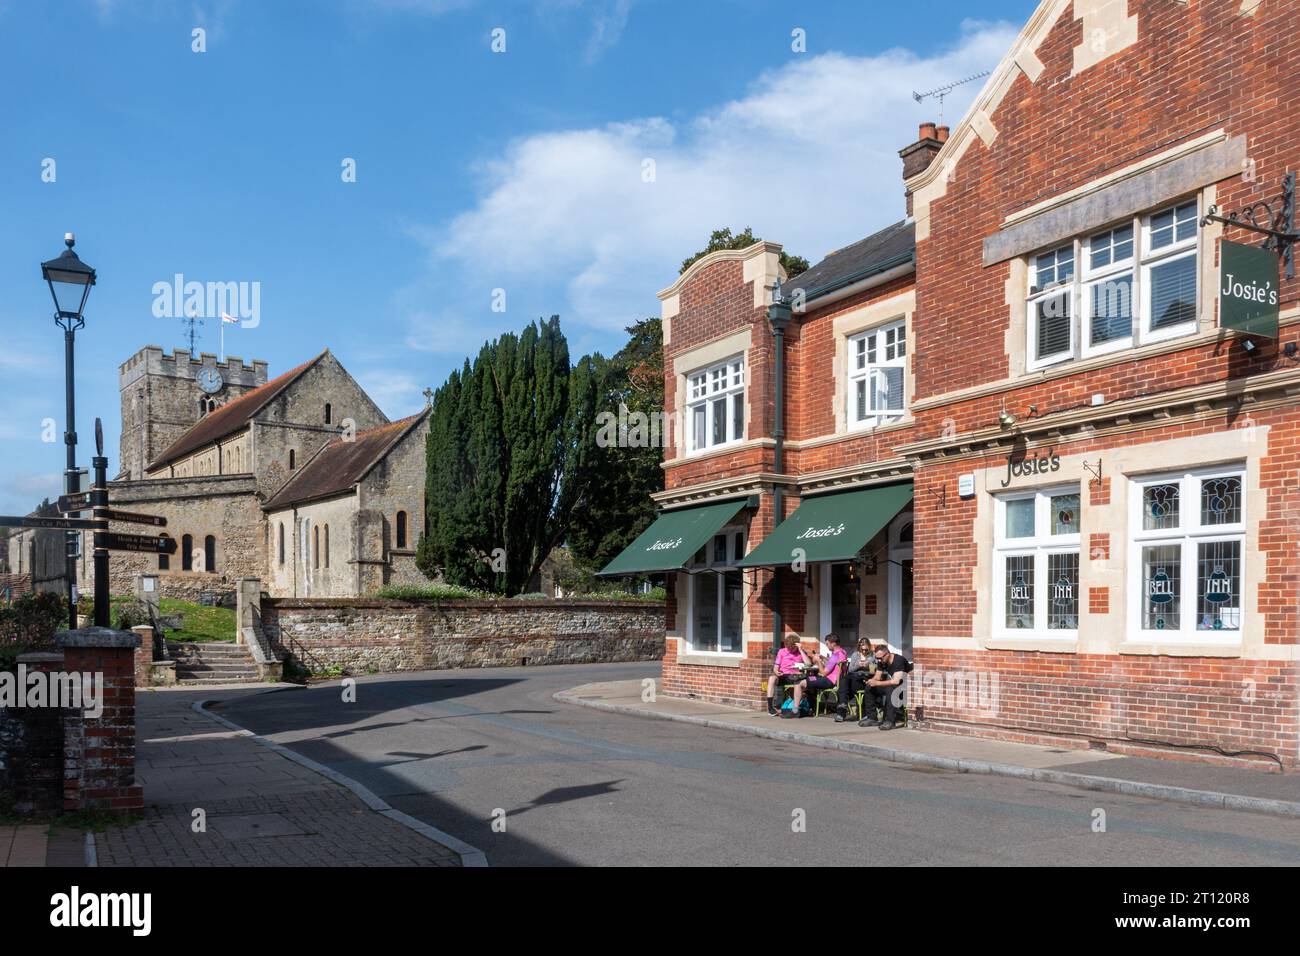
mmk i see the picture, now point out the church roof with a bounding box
[262,411,429,511]
[146,352,327,472]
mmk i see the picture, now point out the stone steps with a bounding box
[171,641,264,685]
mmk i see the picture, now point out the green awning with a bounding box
[736,482,912,568]
[598,498,751,576]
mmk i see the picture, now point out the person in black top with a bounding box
[859,643,910,730]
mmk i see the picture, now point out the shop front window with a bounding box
[687,530,745,654]
[1131,469,1244,639]
[994,486,1081,637]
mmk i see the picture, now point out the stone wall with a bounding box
[357,415,429,592]
[79,475,261,599]
[261,597,665,674]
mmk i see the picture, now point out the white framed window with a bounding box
[993,485,1081,637]
[1128,466,1244,642]
[1025,198,1200,369]
[847,320,907,428]
[1027,245,1076,369]
[686,530,746,655]
[1140,200,1199,343]
[686,355,745,453]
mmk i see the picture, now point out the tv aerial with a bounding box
[912,70,991,124]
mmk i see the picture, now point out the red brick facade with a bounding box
[648,0,1300,767]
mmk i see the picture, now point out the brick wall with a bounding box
[911,647,1299,768]
[261,597,665,674]
[1,629,143,816]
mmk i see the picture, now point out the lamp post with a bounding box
[767,277,792,654]
[41,233,96,629]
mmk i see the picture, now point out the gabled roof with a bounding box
[146,352,327,472]
[782,219,915,305]
[262,411,429,512]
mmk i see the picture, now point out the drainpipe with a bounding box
[767,279,793,654]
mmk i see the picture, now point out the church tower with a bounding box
[118,347,269,480]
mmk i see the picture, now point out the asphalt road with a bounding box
[215,662,1300,867]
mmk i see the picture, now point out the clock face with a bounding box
[198,367,224,394]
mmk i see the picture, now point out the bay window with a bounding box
[993,486,1081,637]
[1129,467,1244,640]
[687,355,745,452]
[686,530,745,654]
[1026,198,1200,370]
[847,320,907,428]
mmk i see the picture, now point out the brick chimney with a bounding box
[899,121,946,218]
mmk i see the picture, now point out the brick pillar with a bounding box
[7,651,66,815]
[55,626,144,815]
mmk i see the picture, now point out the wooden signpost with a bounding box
[94,532,176,554]
[57,491,92,513]
[0,416,172,625]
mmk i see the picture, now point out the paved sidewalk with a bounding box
[93,685,466,867]
[557,679,1300,818]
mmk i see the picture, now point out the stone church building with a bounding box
[74,345,429,601]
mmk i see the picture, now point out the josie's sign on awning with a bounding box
[1219,239,1280,338]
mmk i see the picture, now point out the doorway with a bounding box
[888,513,914,657]
[818,563,860,650]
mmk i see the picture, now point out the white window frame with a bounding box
[1025,197,1201,370]
[846,319,907,429]
[684,528,746,656]
[1127,466,1246,643]
[685,355,745,454]
[1026,245,1077,371]
[1081,221,1136,358]
[1139,199,1200,344]
[992,485,1081,639]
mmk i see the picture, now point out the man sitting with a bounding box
[835,638,875,723]
[860,643,911,730]
[788,634,846,719]
[767,635,810,717]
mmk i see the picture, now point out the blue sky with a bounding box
[0,0,1035,516]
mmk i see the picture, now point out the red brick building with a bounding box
[604,0,1299,767]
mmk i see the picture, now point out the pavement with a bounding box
[213,661,1300,866]
[89,683,477,867]
[559,678,1300,817]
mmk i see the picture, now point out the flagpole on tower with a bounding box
[220,312,238,363]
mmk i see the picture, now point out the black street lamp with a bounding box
[41,233,96,629]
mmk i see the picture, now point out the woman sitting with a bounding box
[787,633,847,719]
[767,635,811,717]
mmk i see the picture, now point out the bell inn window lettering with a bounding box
[847,320,906,429]
[1129,467,1244,640]
[993,486,1081,637]
[685,530,745,655]
[686,355,745,453]
[1027,199,1200,370]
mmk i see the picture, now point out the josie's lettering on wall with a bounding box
[1001,448,1060,488]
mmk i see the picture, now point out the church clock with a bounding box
[197,367,224,394]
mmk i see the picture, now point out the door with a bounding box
[888,514,914,657]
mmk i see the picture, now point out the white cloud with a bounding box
[401,19,1018,354]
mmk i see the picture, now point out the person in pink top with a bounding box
[766,635,810,716]
[786,634,847,719]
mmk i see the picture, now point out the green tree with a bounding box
[418,317,577,595]
[565,317,663,578]
[679,226,809,279]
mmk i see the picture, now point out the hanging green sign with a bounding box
[1219,239,1280,338]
